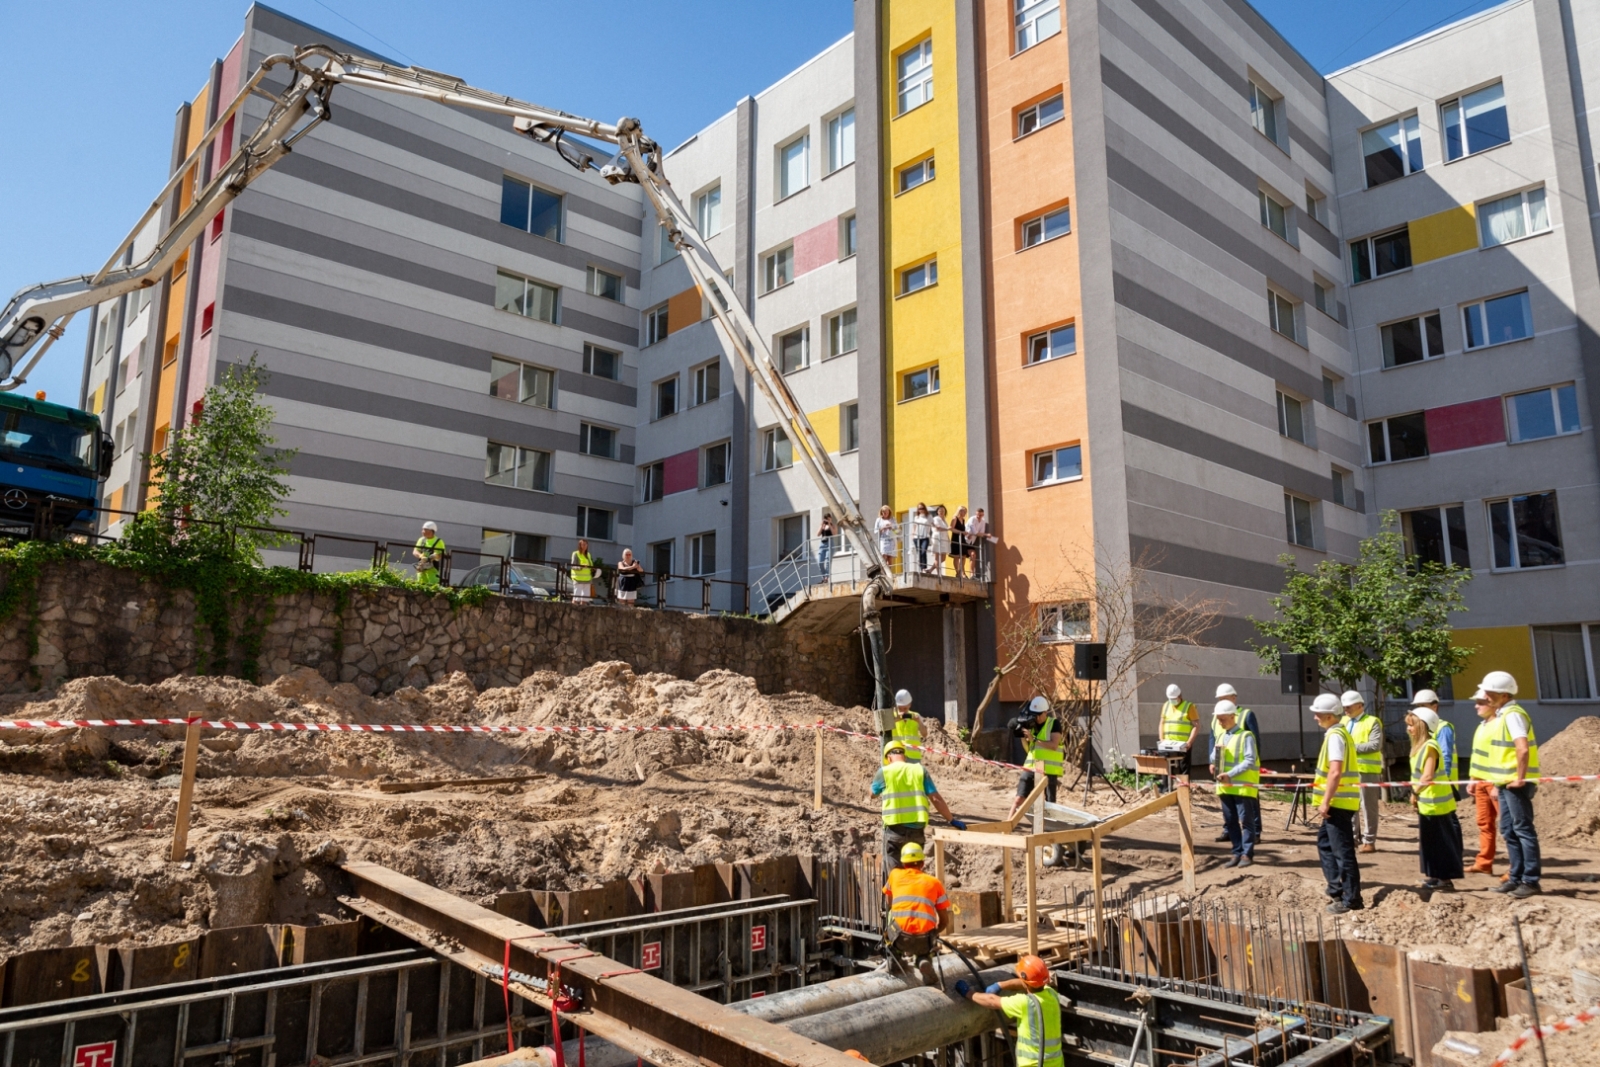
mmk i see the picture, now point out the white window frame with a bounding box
[841,402,860,453]
[1462,290,1533,350]
[578,422,618,460]
[1276,390,1307,444]
[778,135,809,200]
[1486,491,1564,571]
[500,175,564,240]
[1284,493,1317,548]
[652,376,679,421]
[583,343,621,380]
[694,184,722,237]
[1442,81,1509,162]
[778,326,810,374]
[1331,467,1354,509]
[901,364,940,401]
[1506,383,1581,443]
[1367,411,1430,464]
[1017,93,1064,138]
[1401,504,1471,568]
[689,531,718,577]
[702,441,731,487]
[1249,79,1287,150]
[489,356,556,409]
[1305,186,1327,226]
[1268,288,1299,343]
[900,259,938,295]
[898,156,935,193]
[828,307,858,357]
[1259,189,1291,242]
[1021,206,1071,248]
[1038,601,1091,644]
[585,266,623,302]
[1379,311,1446,369]
[763,245,795,293]
[640,461,665,503]
[761,426,793,472]
[645,304,669,346]
[1031,444,1083,486]
[1026,323,1075,365]
[1531,623,1599,702]
[1361,113,1423,188]
[1014,0,1061,52]
[828,108,856,173]
[692,360,721,406]
[1350,226,1412,284]
[1478,186,1550,248]
[648,540,675,579]
[897,38,934,114]
[485,442,553,493]
[1313,279,1335,318]
[494,270,560,324]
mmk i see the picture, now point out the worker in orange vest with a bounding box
[882,841,951,985]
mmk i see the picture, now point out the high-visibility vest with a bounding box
[415,536,446,567]
[1411,737,1455,816]
[1315,724,1361,811]
[1346,713,1383,774]
[892,714,924,762]
[880,761,931,826]
[570,551,595,584]
[1160,700,1196,744]
[1028,718,1064,777]
[1472,703,1540,784]
[1006,986,1065,1067]
[1214,728,1259,798]
[884,867,947,934]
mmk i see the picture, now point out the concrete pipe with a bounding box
[789,986,1005,1064]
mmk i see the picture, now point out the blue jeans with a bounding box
[816,543,831,584]
[1317,808,1362,907]
[1499,783,1541,885]
[915,538,930,571]
[1220,794,1259,857]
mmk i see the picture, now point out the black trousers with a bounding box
[882,823,925,874]
[1016,770,1059,803]
[1317,807,1362,907]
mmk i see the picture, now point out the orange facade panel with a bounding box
[664,286,702,337]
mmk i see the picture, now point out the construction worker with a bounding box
[872,739,964,873]
[570,538,597,604]
[1410,689,1459,800]
[1210,701,1259,868]
[1471,672,1542,898]
[1007,696,1063,818]
[1468,690,1502,876]
[1342,690,1384,853]
[956,956,1062,1067]
[891,689,924,762]
[413,521,446,586]
[1158,683,1199,788]
[1311,693,1362,914]
[1209,684,1261,843]
[881,842,950,985]
[1406,706,1463,892]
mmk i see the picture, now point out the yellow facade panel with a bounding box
[807,405,841,454]
[1450,625,1537,701]
[1410,204,1478,264]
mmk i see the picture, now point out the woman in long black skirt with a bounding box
[1408,708,1464,891]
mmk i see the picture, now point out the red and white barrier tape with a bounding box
[1492,1002,1600,1064]
[1258,769,1600,788]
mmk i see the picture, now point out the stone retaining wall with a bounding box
[0,560,871,704]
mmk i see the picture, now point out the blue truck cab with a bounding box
[0,392,112,533]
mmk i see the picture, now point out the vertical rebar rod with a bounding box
[1513,915,1551,1067]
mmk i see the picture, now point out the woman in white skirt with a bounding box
[930,505,951,576]
[875,505,898,569]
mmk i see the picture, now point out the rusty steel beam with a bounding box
[341,861,866,1067]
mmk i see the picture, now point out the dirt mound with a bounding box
[1535,717,1600,842]
[1541,716,1600,778]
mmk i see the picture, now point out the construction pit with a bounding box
[0,663,1598,1067]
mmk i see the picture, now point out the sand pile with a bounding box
[1537,717,1600,843]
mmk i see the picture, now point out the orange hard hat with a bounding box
[1017,955,1050,989]
[844,1052,868,1062]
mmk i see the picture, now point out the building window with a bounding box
[1284,493,1316,548]
[657,224,678,264]
[763,246,794,292]
[1314,280,1335,316]
[200,302,215,336]
[1268,289,1298,341]
[1479,187,1549,247]
[1027,323,1075,364]
[689,532,717,576]
[1250,80,1287,150]
[586,266,623,302]
[1368,412,1429,463]
[695,185,722,237]
[490,357,555,408]
[1507,383,1581,443]
[1259,190,1290,241]
[583,344,621,380]
[576,506,614,541]
[653,377,678,420]
[1331,467,1354,509]
[703,441,731,486]
[1032,444,1082,486]
[649,540,675,579]
[901,260,937,295]
[495,270,559,323]
[1442,82,1509,162]
[486,442,552,492]
[1463,290,1532,349]
[902,365,940,401]
[778,327,809,374]
[482,530,547,561]
[1305,187,1328,225]
[1532,624,1597,701]
[1039,602,1090,643]
[828,307,858,357]
[1362,114,1422,187]
[500,175,563,240]
[579,423,617,459]
[779,135,809,199]
[1015,0,1060,50]
[1489,491,1562,569]
[692,361,721,406]
[1017,93,1064,137]
[829,109,856,172]
[641,461,665,503]
[1021,206,1070,248]
[1381,312,1445,368]
[645,304,670,346]
[1402,505,1470,568]
[842,402,860,452]
[1276,390,1306,443]
[778,514,809,561]
[762,426,793,471]
[1350,227,1411,283]
[898,156,935,193]
[897,38,934,114]
[840,214,858,258]
[1322,373,1344,409]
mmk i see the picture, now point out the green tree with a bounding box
[1251,511,1475,699]
[135,354,296,563]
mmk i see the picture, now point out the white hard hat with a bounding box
[1410,707,1441,735]
[422,521,437,531]
[1310,693,1341,716]
[1340,690,1364,708]
[1028,695,1051,714]
[1410,689,1439,707]
[1214,683,1238,699]
[1214,700,1238,718]
[1166,684,1182,700]
[894,689,913,707]
[1479,671,1518,696]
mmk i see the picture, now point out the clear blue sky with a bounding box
[1,0,1502,408]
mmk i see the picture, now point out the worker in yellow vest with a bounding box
[1471,671,1542,897]
[890,689,924,762]
[570,538,597,604]
[1210,702,1259,868]
[958,955,1063,1067]
[1310,693,1363,914]
[1007,696,1063,818]
[1341,691,1384,853]
[1158,684,1198,789]
[1210,684,1261,843]
[413,521,447,586]
[1406,706,1463,893]
[872,739,964,874]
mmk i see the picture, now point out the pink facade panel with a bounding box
[1425,397,1505,453]
[792,218,837,278]
[663,449,699,495]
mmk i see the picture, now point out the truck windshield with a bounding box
[0,411,96,474]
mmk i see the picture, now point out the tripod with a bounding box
[1067,680,1126,804]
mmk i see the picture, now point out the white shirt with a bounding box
[1499,706,1529,741]
[1323,727,1348,763]
[875,517,897,549]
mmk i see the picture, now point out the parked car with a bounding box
[456,562,560,599]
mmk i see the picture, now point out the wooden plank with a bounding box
[1017,826,1097,847]
[1025,846,1039,957]
[927,826,1033,849]
[1177,784,1196,893]
[1091,831,1104,951]
[1002,847,1013,923]
[947,890,1002,934]
[1093,790,1176,836]
[941,923,1090,965]
[169,719,203,861]
[375,774,540,794]
[1001,778,1049,832]
[117,937,201,990]
[289,920,361,964]
[933,838,946,886]
[199,924,280,978]
[813,728,824,810]
[0,944,104,1006]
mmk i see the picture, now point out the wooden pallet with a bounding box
[942,922,1091,965]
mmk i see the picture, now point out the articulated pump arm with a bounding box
[0,47,897,717]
